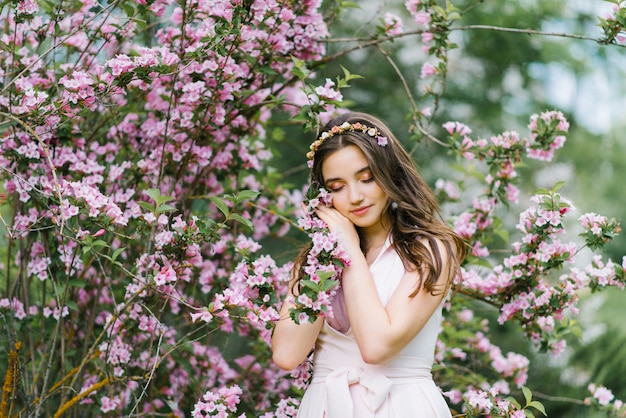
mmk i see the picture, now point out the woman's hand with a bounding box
[315,205,360,254]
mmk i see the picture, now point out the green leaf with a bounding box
[551,181,565,192]
[316,270,334,281]
[65,300,78,311]
[571,325,583,339]
[301,280,320,292]
[121,3,135,17]
[528,401,547,416]
[110,247,125,263]
[138,201,155,212]
[522,386,532,404]
[321,279,338,291]
[209,196,230,217]
[506,396,521,409]
[91,240,108,249]
[156,203,177,213]
[234,190,260,204]
[332,258,345,268]
[229,213,253,230]
[115,72,134,87]
[145,188,175,206]
[525,410,536,418]
[291,56,310,80]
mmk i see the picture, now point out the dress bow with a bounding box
[325,367,393,417]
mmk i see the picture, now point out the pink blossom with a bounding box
[314,78,342,102]
[458,309,474,322]
[420,62,437,78]
[405,0,421,14]
[43,305,69,320]
[297,312,309,323]
[443,389,463,404]
[16,0,39,14]
[413,11,431,25]
[550,339,567,357]
[100,395,121,413]
[383,13,403,36]
[590,384,615,406]
[154,266,177,286]
[505,183,519,203]
[579,212,607,236]
[465,389,493,410]
[106,54,136,76]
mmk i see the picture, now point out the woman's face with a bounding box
[321,145,390,233]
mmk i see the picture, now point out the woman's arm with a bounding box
[341,245,450,364]
[271,284,324,371]
[315,205,453,365]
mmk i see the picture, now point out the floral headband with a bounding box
[306,121,388,167]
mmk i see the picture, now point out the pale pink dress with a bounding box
[297,238,452,418]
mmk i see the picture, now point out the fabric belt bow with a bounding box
[325,367,393,418]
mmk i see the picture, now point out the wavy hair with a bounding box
[294,112,467,296]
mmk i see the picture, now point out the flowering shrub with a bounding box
[0,0,328,416]
[0,0,624,417]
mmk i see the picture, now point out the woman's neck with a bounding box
[361,222,391,257]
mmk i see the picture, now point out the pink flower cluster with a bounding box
[383,13,404,36]
[290,186,350,324]
[455,191,587,354]
[599,1,626,44]
[585,383,626,416]
[192,385,243,417]
[445,111,569,206]
[526,110,569,161]
[579,212,622,251]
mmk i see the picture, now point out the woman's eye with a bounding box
[327,184,343,192]
[362,176,374,183]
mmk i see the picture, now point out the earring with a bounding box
[391,201,398,210]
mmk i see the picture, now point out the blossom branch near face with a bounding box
[290,186,350,324]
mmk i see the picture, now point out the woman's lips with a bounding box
[351,205,371,216]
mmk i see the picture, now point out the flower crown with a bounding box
[306,121,388,166]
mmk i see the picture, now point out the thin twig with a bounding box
[453,24,607,43]
[375,44,449,148]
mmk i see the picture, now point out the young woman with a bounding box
[272,112,466,417]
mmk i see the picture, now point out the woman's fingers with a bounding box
[315,205,347,228]
[315,206,359,248]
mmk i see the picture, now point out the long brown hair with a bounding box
[294,112,467,296]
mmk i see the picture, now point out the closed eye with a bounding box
[326,182,344,192]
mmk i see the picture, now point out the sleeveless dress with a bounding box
[296,238,452,418]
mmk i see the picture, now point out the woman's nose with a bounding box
[348,185,363,203]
